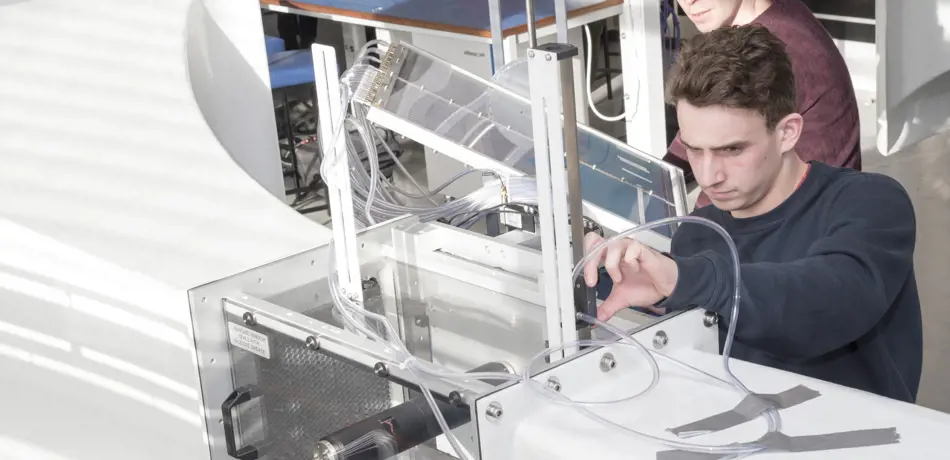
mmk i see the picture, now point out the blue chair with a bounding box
[265,35,285,57]
[268,48,317,202]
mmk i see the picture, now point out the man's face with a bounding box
[677,0,743,32]
[676,101,787,215]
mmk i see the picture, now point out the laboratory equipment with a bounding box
[2,2,950,460]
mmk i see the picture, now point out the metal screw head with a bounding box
[546,377,562,392]
[242,312,256,326]
[600,353,617,372]
[621,32,627,39]
[528,50,535,58]
[374,362,390,378]
[313,441,337,460]
[545,54,552,61]
[449,391,464,407]
[624,93,631,100]
[703,311,719,328]
[653,331,669,349]
[414,315,429,327]
[306,336,321,351]
[486,402,503,420]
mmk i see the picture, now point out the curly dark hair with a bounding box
[666,24,796,130]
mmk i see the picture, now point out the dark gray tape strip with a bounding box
[759,428,901,452]
[669,385,820,437]
[655,451,735,460]
[656,428,901,460]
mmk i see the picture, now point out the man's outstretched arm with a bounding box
[659,176,916,360]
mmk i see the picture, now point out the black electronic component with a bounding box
[314,394,469,460]
[312,361,510,460]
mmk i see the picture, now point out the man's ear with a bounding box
[775,113,803,153]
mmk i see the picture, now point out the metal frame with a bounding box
[528,43,588,360]
[488,0,506,70]
[312,43,364,303]
[619,0,668,156]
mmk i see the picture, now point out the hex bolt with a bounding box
[653,331,669,349]
[242,312,256,326]
[306,336,320,351]
[545,54,552,61]
[704,311,719,328]
[486,402,503,420]
[600,353,617,372]
[546,377,562,392]
[528,51,535,58]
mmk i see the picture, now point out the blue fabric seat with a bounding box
[268,49,315,89]
[265,35,286,56]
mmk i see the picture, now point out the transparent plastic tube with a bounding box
[326,244,513,460]
[570,217,746,393]
[569,217,781,439]
[521,339,765,455]
[323,217,779,458]
[585,312,780,438]
[523,337,660,406]
[321,39,780,458]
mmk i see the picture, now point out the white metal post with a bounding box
[619,0,667,157]
[554,0,569,42]
[528,44,587,361]
[341,24,367,68]
[312,43,363,303]
[488,0,506,72]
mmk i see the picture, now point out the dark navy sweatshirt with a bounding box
[657,161,922,402]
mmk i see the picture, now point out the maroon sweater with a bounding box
[666,0,862,209]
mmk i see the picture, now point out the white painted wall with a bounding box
[877,0,950,155]
[0,0,329,459]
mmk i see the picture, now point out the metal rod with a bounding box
[526,0,538,48]
[488,0,505,72]
[554,0,568,43]
[559,62,586,268]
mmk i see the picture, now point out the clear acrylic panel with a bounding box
[356,42,685,237]
[219,219,550,460]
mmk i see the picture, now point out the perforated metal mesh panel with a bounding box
[228,313,392,460]
[352,41,686,234]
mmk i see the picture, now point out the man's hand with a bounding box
[582,233,680,321]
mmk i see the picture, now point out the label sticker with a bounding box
[228,322,271,359]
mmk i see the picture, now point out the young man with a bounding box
[584,25,922,403]
[668,0,861,209]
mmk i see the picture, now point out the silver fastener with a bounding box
[242,312,256,326]
[704,311,719,328]
[528,51,535,58]
[313,440,338,460]
[306,336,321,351]
[653,331,669,349]
[546,377,562,392]
[486,402,503,420]
[600,353,617,372]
